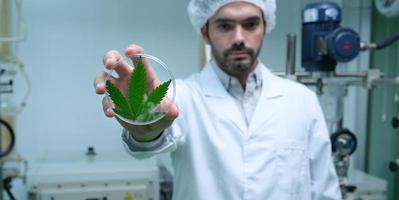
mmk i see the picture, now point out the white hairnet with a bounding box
[187,0,276,34]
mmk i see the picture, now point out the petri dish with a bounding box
[105,53,176,125]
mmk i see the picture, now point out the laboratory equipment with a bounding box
[331,129,357,158]
[28,170,158,200]
[0,0,30,199]
[0,118,15,158]
[105,54,176,126]
[27,147,160,200]
[280,1,399,198]
[302,2,360,72]
[374,0,399,18]
[330,128,358,197]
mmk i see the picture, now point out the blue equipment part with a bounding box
[303,1,341,23]
[302,1,360,72]
[327,27,360,62]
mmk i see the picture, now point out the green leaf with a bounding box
[128,57,147,118]
[105,56,171,122]
[106,80,134,119]
[146,80,171,107]
[114,107,132,119]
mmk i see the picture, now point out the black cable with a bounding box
[3,177,16,200]
[0,118,15,158]
[375,31,399,50]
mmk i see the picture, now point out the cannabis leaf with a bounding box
[106,56,171,122]
[106,80,134,119]
[147,80,171,107]
[128,58,147,118]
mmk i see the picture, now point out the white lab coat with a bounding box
[123,61,342,200]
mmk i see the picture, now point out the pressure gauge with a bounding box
[330,129,357,156]
[375,0,399,18]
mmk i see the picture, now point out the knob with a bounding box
[392,116,399,128]
[85,146,97,156]
[389,159,399,172]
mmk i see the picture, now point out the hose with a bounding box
[0,118,15,158]
[375,31,399,50]
[3,177,16,200]
[361,32,399,51]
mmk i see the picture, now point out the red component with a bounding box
[343,41,352,50]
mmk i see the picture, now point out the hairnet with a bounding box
[187,0,276,34]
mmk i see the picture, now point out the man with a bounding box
[94,0,342,199]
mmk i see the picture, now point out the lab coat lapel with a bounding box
[249,65,284,133]
[199,63,247,134]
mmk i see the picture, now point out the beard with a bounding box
[212,42,261,76]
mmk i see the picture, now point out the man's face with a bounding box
[202,2,266,77]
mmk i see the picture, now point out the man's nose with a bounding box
[232,26,245,44]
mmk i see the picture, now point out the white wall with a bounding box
[16,0,199,162]
[7,0,371,198]
[12,1,200,198]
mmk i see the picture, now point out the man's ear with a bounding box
[201,26,210,45]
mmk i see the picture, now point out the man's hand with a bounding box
[94,44,179,141]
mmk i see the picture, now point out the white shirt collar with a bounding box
[210,59,262,93]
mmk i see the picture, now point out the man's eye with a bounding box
[217,23,233,31]
[243,21,259,30]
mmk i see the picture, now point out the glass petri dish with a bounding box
[105,53,176,125]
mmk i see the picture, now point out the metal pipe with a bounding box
[372,77,399,86]
[334,72,368,78]
[285,33,296,75]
